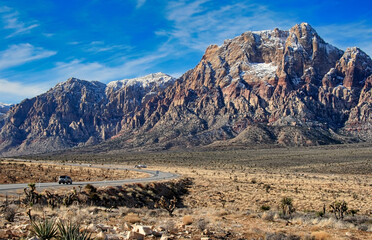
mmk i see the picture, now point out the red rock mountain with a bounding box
[0,23,371,156]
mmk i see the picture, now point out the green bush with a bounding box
[261,205,271,211]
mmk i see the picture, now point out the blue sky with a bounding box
[0,0,371,103]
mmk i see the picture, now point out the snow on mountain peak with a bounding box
[107,72,176,91]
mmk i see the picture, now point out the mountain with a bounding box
[0,23,371,156]
[0,103,13,128]
[0,73,175,155]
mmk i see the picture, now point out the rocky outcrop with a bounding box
[0,23,371,156]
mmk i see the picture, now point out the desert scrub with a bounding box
[280,197,295,217]
[261,204,271,211]
[57,220,92,240]
[3,204,17,222]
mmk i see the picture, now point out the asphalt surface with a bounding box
[0,164,179,195]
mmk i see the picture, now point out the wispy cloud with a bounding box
[85,41,132,53]
[0,78,46,98]
[0,43,56,70]
[162,0,292,51]
[136,0,146,8]
[0,6,39,38]
[316,22,372,57]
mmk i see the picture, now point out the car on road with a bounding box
[134,164,147,168]
[58,175,72,184]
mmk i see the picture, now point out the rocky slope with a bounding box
[0,23,371,156]
[0,103,12,128]
[0,73,175,155]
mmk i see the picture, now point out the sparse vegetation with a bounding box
[1,143,372,239]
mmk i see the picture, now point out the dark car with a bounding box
[58,175,72,184]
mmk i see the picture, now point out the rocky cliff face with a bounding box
[0,73,175,155]
[0,23,371,156]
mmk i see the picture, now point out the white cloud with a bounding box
[0,78,46,98]
[0,6,39,38]
[136,0,146,8]
[163,0,292,51]
[0,43,56,70]
[51,50,169,83]
[85,41,132,53]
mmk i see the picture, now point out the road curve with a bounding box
[0,166,179,195]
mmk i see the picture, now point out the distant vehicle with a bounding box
[58,175,72,184]
[135,164,147,168]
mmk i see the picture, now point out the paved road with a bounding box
[0,164,179,195]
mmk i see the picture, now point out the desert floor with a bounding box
[0,143,371,239]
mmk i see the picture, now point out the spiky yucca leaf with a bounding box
[57,220,92,240]
[31,218,58,240]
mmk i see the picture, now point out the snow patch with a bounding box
[107,72,176,91]
[243,62,278,79]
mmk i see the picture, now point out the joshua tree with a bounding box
[329,200,348,220]
[155,196,177,216]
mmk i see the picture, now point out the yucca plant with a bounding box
[57,220,92,240]
[31,218,58,240]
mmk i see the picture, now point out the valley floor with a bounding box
[1,143,372,239]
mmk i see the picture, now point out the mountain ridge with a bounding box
[1,23,371,156]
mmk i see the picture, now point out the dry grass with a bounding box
[1,143,372,239]
[0,160,148,184]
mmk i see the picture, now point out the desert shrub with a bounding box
[31,218,58,240]
[264,184,271,193]
[316,211,325,218]
[84,184,97,194]
[57,220,92,240]
[280,197,295,216]
[261,205,271,211]
[329,200,347,220]
[348,209,359,216]
[3,204,17,222]
[196,218,209,231]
